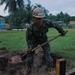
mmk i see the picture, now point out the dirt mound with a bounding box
[0,48,63,75]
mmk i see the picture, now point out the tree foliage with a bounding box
[1,0,75,27]
[0,0,25,13]
[48,11,70,25]
[25,0,33,24]
[70,16,75,21]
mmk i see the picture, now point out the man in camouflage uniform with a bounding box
[26,7,66,74]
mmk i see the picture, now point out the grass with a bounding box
[47,28,75,67]
[0,30,27,52]
[0,28,75,67]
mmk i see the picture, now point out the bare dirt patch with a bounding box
[0,47,73,75]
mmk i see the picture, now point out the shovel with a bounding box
[21,31,68,60]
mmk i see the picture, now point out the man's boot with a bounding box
[25,67,31,75]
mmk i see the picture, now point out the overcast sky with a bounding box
[0,0,75,16]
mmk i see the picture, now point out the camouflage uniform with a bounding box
[26,19,65,68]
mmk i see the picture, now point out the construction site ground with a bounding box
[0,47,73,75]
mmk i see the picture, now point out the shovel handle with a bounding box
[32,30,68,52]
[22,30,68,58]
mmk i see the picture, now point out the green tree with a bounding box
[70,16,75,21]
[0,0,28,28]
[56,11,70,25]
[56,11,64,21]
[48,14,57,21]
[0,0,25,13]
[25,0,33,24]
[64,13,70,25]
[10,9,26,26]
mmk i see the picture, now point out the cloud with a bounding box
[0,4,8,16]
[0,0,75,16]
[63,6,75,16]
[31,0,74,6]
[31,0,75,16]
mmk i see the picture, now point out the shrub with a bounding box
[7,28,12,30]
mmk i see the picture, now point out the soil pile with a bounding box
[0,47,63,75]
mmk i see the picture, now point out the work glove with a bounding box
[27,48,35,54]
[61,30,67,36]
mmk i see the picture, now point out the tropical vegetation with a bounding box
[0,0,75,28]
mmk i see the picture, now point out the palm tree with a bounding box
[25,0,33,24]
[0,0,25,13]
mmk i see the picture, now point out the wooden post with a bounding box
[56,58,66,75]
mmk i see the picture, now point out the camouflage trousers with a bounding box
[27,41,53,68]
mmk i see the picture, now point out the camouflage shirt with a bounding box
[26,19,64,49]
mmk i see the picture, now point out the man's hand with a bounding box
[27,48,34,54]
[61,30,68,36]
